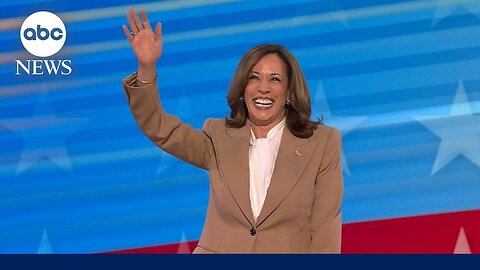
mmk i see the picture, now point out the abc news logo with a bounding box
[15,11,72,75]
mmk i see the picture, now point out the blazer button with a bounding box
[250,228,256,236]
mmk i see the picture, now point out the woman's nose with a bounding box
[258,80,270,93]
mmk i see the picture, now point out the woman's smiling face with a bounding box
[244,54,289,129]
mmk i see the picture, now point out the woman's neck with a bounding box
[251,118,284,139]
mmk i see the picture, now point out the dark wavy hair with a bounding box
[225,44,321,138]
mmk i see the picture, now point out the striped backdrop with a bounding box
[1,0,479,253]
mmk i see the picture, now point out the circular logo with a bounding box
[20,11,66,57]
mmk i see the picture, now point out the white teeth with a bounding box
[255,103,272,108]
[253,98,273,109]
[254,98,273,105]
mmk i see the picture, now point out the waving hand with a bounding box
[122,8,161,81]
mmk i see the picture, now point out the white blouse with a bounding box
[249,119,285,222]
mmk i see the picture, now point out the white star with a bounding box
[156,151,176,176]
[2,87,88,176]
[312,82,367,176]
[415,80,480,175]
[37,229,52,254]
[432,0,480,26]
[176,231,192,254]
[453,227,472,254]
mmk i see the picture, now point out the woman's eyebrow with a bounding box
[250,71,282,77]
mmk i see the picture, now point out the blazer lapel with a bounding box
[216,122,255,225]
[256,128,314,226]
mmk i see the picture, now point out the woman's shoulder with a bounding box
[203,118,226,129]
[311,124,341,141]
[202,118,228,136]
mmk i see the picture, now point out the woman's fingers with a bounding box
[126,8,139,33]
[131,8,144,32]
[122,24,134,43]
[154,22,162,42]
[140,9,151,30]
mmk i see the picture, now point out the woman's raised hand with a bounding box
[122,8,162,70]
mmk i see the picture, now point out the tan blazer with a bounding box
[123,74,343,254]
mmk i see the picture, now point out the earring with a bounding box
[286,99,291,105]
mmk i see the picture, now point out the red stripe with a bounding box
[102,209,480,254]
[101,241,198,254]
[342,209,480,253]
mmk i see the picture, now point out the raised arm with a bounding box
[122,8,212,170]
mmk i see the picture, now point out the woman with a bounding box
[122,8,343,254]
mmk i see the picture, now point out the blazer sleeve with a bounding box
[309,127,344,253]
[122,73,213,170]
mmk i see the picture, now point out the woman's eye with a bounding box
[272,77,281,82]
[249,75,259,80]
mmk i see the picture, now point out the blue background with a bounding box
[1,0,479,253]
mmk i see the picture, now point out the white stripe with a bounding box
[0,0,240,30]
[62,0,240,22]
[0,0,472,62]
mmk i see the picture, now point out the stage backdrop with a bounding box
[1,0,479,254]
